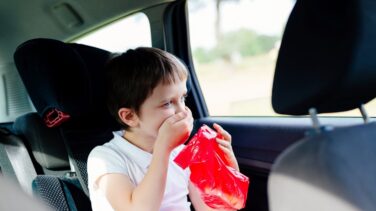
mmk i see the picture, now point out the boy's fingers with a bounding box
[185,106,191,114]
[218,144,231,154]
[213,123,232,142]
[184,107,193,120]
[166,111,187,124]
[171,112,193,132]
[216,138,231,148]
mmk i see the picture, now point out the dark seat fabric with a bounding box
[13,113,70,173]
[0,112,70,196]
[14,38,120,210]
[12,112,84,210]
[269,0,376,210]
[32,175,91,211]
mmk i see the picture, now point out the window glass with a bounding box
[74,12,151,52]
[188,0,376,117]
[188,0,294,116]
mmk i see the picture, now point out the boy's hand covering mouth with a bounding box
[156,107,193,152]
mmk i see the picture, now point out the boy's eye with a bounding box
[163,101,172,107]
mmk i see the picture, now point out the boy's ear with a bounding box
[118,108,139,127]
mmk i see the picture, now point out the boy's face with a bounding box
[135,78,189,141]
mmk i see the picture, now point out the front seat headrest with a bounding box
[272,0,376,115]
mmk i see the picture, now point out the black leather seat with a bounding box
[268,0,376,210]
[14,38,120,210]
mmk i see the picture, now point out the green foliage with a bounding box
[193,29,279,63]
[193,48,217,63]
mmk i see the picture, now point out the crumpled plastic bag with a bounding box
[174,125,250,210]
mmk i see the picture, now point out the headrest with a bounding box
[14,38,118,128]
[13,113,69,170]
[272,0,376,115]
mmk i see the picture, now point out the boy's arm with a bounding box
[96,111,192,211]
[97,146,171,211]
[189,182,237,211]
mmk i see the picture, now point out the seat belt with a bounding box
[0,128,17,178]
[0,128,37,194]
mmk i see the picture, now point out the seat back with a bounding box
[14,38,120,197]
[13,113,70,175]
[0,112,71,196]
[269,0,376,210]
[11,112,91,210]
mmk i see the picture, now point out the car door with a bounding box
[162,1,373,210]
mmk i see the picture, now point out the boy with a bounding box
[87,47,240,211]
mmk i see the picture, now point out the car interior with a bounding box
[0,0,375,210]
[268,0,376,210]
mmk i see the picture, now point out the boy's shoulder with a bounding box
[88,132,124,160]
[87,135,131,174]
[89,142,115,157]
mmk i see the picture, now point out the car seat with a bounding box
[12,112,85,210]
[14,38,120,210]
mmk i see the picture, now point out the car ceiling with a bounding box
[0,0,174,64]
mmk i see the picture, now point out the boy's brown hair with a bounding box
[106,47,188,129]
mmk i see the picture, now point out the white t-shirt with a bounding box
[87,131,191,211]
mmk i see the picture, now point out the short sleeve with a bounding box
[87,145,130,190]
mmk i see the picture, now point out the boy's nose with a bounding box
[175,102,186,114]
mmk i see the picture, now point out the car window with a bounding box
[188,0,294,116]
[73,12,151,52]
[188,0,376,117]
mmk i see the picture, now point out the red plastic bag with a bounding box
[174,125,250,210]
